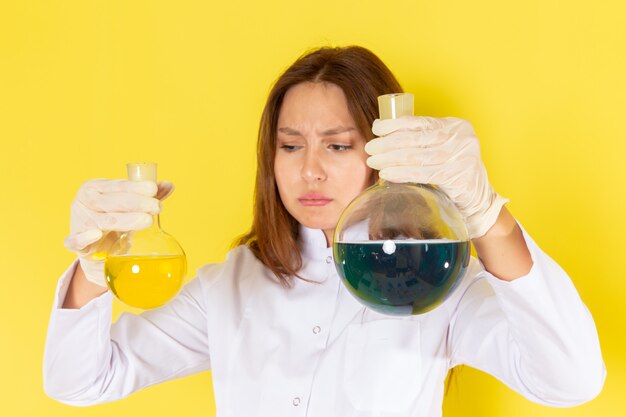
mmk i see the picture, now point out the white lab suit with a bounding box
[43,224,606,416]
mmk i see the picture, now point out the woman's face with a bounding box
[274,81,373,245]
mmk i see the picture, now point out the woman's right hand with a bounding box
[63,179,174,287]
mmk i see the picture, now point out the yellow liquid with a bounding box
[105,254,186,309]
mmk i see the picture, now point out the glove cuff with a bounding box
[466,193,509,239]
[78,257,108,288]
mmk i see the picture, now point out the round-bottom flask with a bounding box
[104,163,187,309]
[333,94,470,316]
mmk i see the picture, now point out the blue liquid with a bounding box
[333,240,470,315]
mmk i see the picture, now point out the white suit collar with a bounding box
[297,225,335,283]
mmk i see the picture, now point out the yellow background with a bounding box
[1,0,624,415]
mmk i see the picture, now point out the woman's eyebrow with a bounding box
[277,127,302,136]
[277,126,356,136]
[320,126,355,135]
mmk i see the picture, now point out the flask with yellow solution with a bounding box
[102,163,187,309]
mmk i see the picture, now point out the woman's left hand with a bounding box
[365,116,508,239]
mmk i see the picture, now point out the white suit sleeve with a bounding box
[447,225,606,407]
[43,259,212,406]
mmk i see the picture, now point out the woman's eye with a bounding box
[329,144,352,151]
[279,144,301,152]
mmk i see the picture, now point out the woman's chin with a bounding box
[297,217,337,233]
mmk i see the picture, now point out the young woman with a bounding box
[44,46,606,416]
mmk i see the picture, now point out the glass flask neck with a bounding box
[377,178,397,187]
[147,214,161,232]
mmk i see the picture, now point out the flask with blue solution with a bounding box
[333,93,470,316]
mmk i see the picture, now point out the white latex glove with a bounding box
[365,116,508,239]
[63,179,175,287]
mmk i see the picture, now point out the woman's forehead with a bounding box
[278,82,355,128]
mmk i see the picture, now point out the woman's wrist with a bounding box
[62,262,108,309]
[471,206,533,281]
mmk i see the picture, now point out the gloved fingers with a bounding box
[156,181,175,201]
[88,211,153,232]
[378,165,434,184]
[77,187,161,215]
[372,116,446,137]
[64,229,103,252]
[82,179,158,197]
[365,129,451,155]
[378,161,470,186]
[367,147,452,170]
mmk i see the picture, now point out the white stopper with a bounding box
[377,93,414,120]
[127,162,157,182]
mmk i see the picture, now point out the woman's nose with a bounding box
[301,149,327,182]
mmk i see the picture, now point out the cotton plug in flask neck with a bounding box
[333,93,470,316]
[104,163,187,310]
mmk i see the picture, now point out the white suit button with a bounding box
[313,326,321,334]
[293,396,301,406]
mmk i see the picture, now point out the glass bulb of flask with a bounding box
[333,94,470,316]
[103,162,187,309]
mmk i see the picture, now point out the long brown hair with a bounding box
[233,46,403,286]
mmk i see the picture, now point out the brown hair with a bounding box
[232,45,403,286]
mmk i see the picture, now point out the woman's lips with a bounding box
[298,193,333,206]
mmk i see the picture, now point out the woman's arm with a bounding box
[471,205,533,281]
[448,223,606,406]
[44,261,211,405]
